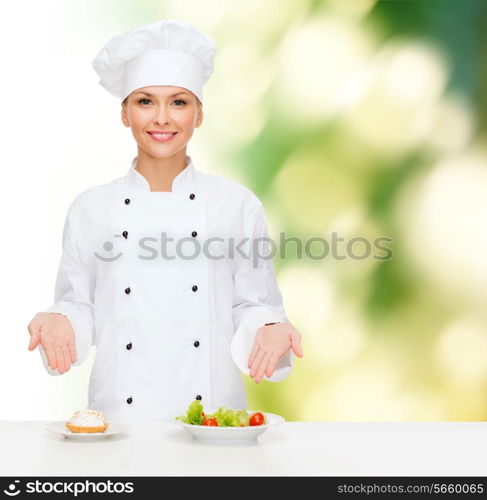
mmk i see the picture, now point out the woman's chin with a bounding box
[137,143,184,160]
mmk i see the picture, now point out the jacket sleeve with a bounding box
[230,201,293,381]
[40,207,95,375]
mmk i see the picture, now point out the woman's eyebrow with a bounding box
[134,91,189,98]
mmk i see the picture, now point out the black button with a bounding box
[127,397,133,404]
[189,193,195,200]
[192,285,198,292]
[125,287,131,294]
[124,198,130,205]
[126,343,132,350]
[193,340,200,347]
[122,231,128,239]
[196,395,202,401]
[191,231,197,237]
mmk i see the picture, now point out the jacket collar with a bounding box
[126,154,196,192]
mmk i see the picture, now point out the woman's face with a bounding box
[121,85,203,159]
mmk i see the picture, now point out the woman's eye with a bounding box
[137,98,186,106]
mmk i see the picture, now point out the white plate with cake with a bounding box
[46,409,129,439]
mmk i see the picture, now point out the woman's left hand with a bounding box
[248,322,303,383]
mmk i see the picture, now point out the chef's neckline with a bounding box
[127,154,196,192]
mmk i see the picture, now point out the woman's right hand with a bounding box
[27,312,77,374]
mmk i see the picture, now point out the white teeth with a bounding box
[151,133,174,139]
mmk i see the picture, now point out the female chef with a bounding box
[27,20,303,422]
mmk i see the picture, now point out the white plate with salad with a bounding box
[175,400,285,443]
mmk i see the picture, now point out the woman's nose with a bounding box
[154,105,171,125]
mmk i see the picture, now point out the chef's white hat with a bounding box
[91,19,216,104]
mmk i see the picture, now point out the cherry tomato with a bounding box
[249,412,265,426]
[203,418,218,426]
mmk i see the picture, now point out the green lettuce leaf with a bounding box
[236,409,250,427]
[176,401,252,427]
[207,406,248,427]
[175,399,204,425]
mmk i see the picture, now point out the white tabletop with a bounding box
[1,421,486,476]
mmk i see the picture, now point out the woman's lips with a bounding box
[147,132,177,143]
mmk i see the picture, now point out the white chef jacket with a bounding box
[41,155,292,422]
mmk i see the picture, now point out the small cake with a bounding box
[65,409,109,433]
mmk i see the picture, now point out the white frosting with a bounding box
[68,409,106,427]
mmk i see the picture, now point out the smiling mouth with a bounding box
[147,132,177,142]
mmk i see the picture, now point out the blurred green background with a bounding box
[86,0,487,421]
